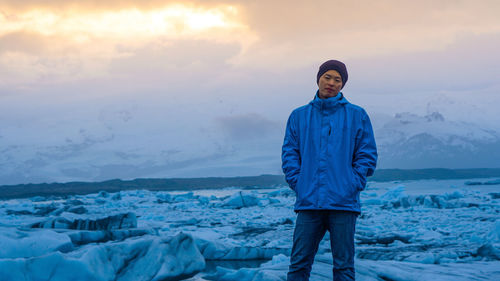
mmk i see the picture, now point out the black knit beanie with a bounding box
[316,60,348,89]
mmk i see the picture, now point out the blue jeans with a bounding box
[287,210,357,281]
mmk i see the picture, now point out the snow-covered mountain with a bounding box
[0,102,282,185]
[376,111,500,169]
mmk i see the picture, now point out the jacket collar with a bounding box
[310,90,348,111]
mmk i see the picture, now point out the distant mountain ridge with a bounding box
[1,168,500,200]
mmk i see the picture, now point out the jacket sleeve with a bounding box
[282,111,301,190]
[352,111,378,190]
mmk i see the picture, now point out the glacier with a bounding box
[0,178,499,280]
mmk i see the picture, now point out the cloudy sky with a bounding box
[1,0,500,183]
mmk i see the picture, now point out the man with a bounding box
[282,59,377,281]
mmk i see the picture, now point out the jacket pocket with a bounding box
[351,168,363,191]
[290,169,303,195]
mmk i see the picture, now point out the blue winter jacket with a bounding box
[282,92,377,213]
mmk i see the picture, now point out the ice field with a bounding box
[0,178,499,280]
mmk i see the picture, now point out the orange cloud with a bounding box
[0,3,254,43]
[0,2,258,88]
[218,0,500,69]
[1,0,500,89]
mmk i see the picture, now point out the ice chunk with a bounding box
[203,254,288,281]
[262,253,289,266]
[30,212,137,230]
[362,198,382,206]
[98,191,109,198]
[414,230,442,243]
[33,203,62,216]
[68,228,158,245]
[423,195,435,207]
[66,199,85,205]
[357,233,412,245]
[267,187,295,198]
[173,192,197,202]
[67,206,87,214]
[170,218,200,227]
[111,192,122,201]
[5,209,33,215]
[156,193,172,203]
[230,226,275,239]
[357,259,500,281]
[221,191,261,209]
[0,233,205,281]
[445,190,464,200]
[487,220,500,242]
[404,252,436,264]
[30,196,46,202]
[196,238,288,260]
[476,244,500,260]
[379,186,405,201]
[204,266,284,281]
[203,254,332,281]
[0,227,73,258]
[387,193,470,209]
[198,196,210,205]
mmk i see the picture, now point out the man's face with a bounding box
[318,70,343,99]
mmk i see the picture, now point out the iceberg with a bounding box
[0,233,205,281]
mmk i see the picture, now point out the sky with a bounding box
[1,0,500,183]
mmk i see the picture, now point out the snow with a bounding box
[0,178,499,280]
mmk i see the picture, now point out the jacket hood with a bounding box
[310,91,349,111]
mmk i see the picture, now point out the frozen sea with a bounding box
[0,178,499,280]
